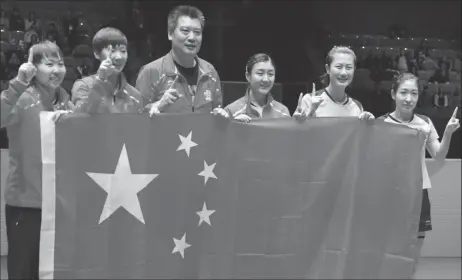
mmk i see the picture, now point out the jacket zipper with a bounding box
[15,211,23,226]
[168,72,212,112]
[192,72,212,112]
[192,95,195,112]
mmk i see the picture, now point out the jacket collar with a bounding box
[164,51,212,76]
[117,72,128,91]
[387,112,415,123]
[30,84,70,108]
[244,87,275,116]
[92,72,128,94]
[245,87,274,106]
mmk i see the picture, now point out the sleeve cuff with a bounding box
[11,78,29,92]
[3,78,29,102]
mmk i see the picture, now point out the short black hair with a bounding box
[167,5,205,34]
[92,27,127,54]
[29,40,63,65]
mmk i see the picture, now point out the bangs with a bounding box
[92,27,127,53]
[31,41,63,64]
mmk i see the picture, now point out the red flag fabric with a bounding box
[39,113,424,279]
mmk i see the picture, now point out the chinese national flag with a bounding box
[39,113,423,279]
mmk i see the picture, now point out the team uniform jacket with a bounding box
[225,89,290,119]
[378,113,439,189]
[301,88,364,117]
[72,73,144,114]
[1,78,74,208]
[135,51,223,113]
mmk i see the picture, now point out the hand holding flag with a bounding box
[49,110,72,123]
[233,113,252,123]
[211,106,229,118]
[358,111,375,120]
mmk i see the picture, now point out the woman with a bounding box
[0,41,73,279]
[225,53,290,122]
[71,27,144,114]
[378,73,459,276]
[294,46,374,119]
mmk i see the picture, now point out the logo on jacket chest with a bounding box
[204,89,212,101]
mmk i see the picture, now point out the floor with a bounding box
[413,258,461,279]
[0,256,460,279]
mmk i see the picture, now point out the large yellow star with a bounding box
[87,144,158,224]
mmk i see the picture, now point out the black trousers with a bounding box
[418,189,432,233]
[5,204,41,280]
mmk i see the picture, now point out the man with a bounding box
[72,27,143,114]
[136,5,228,117]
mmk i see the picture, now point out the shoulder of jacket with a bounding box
[198,57,215,71]
[139,55,167,73]
[16,87,39,108]
[272,100,288,110]
[350,97,364,111]
[125,84,142,99]
[75,75,96,87]
[271,101,290,116]
[58,87,71,102]
[225,96,247,112]
[314,89,325,96]
[415,113,431,124]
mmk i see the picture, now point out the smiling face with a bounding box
[30,41,66,89]
[326,52,355,88]
[92,27,128,72]
[392,78,419,114]
[34,55,66,89]
[96,44,127,73]
[246,60,275,95]
[169,16,203,57]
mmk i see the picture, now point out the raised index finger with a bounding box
[104,45,113,61]
[452,106,459,119]
[168,75,179,90]
[28,46,34,63]
[297,93,303,107]
[310,82,316,96]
